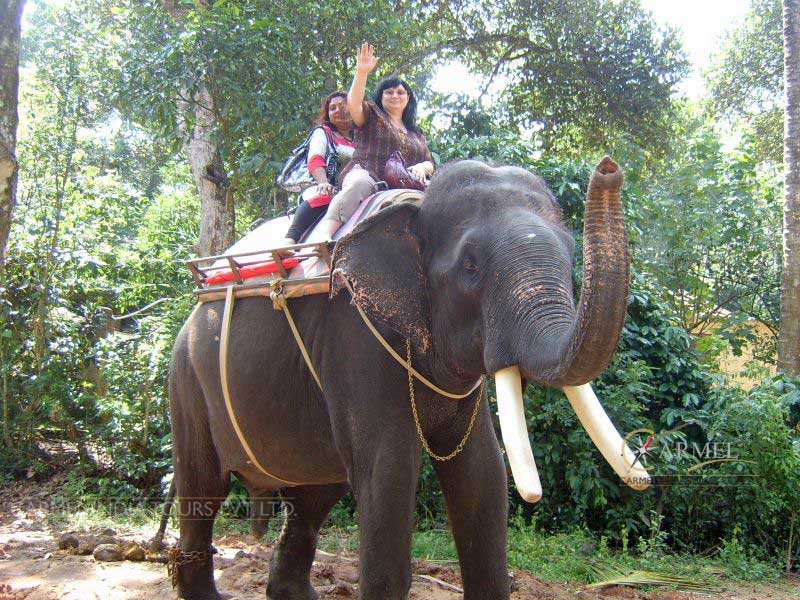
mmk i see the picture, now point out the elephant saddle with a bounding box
[189,189,423,302]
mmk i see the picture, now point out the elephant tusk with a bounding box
[562,384,651,491]
[495,366,542,503]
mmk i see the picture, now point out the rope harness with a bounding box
[217,277,486,483]
[220,285,302,485]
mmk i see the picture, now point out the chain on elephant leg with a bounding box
[169,545,219,600]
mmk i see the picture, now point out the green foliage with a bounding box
[110,0,690,206]
[1,0,198,494]
[706,0,783,163]
[719,526,783,581]
[636,122,783,349]
[439,0,688,156]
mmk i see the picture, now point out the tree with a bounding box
[117,0,689,256]
[706,0,783,163]
[779,0,800,375]
[433,0,688,156]
[636,125,783,351]
[159,0,233,257]
[117,0,447,255]
[0,0,25,272]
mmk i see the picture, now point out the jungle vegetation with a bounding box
[0,0,798,575]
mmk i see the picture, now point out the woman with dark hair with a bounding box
[308,42,434,241]
[279,91,355,248]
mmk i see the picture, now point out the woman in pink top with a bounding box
[308,42,434,242]
[280,91,356,247]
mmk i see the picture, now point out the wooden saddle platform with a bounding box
[188,188,423,303]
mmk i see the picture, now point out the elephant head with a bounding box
[330,157,650,502]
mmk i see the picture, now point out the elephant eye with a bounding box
[462,255,478,274]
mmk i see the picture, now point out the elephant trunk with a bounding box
[493,158,650,503]
[524,156,629,387]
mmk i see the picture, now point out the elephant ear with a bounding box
[330,202,431,353]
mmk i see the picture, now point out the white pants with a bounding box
[322,167,377,225]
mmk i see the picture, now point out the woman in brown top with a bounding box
[311,42,435,240]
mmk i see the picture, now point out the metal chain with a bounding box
[406,339,485,461]
[167,547,212,588]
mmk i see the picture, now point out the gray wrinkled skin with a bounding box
[169,159,629,600]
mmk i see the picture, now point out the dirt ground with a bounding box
[1,476,798,600]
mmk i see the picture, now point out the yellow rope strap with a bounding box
[340,277,483,399]
[218,274,486,476]
[220,285,301,485]
[269,282,323,390]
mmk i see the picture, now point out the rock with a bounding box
[11,518,42,531]
[146,552,170,564]
[146,538,166,553]
[121,542,145,561]
[320,582,356,597]
[1,583,37,600]
[215,556,236,570]
[314,563,336,584]
[336,564,359,584]
[58,533,80,551]
[101,528,117,536]
[234,549,251,559]
[92,543,123,562]
[62,554,92,563]
[77,534,116,555]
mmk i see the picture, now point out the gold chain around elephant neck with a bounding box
[406,339,485,461]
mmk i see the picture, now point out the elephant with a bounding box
[167,156,650,600]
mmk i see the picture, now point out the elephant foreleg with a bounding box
[267,482,349,600]
[433,404,510,600]
[349,434,422,600]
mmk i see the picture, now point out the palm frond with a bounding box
[585,563,721,595]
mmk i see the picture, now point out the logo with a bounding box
[621,421,756,486]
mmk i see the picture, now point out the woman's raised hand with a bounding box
[355,42,379,74]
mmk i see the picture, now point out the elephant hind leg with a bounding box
[170,350,231,600]
[267,482,349,600]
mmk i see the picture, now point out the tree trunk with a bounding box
[0,0,25,272]
[780,0,800,375]
[163,0,234,257]
[183,84,234,256]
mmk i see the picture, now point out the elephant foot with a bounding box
[171,552,220,600]
[266,580,318,600]
[176,591,221,600]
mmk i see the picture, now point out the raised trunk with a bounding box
[0,0,25,272]
[527,157,629,386]
[779,0,800,375]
